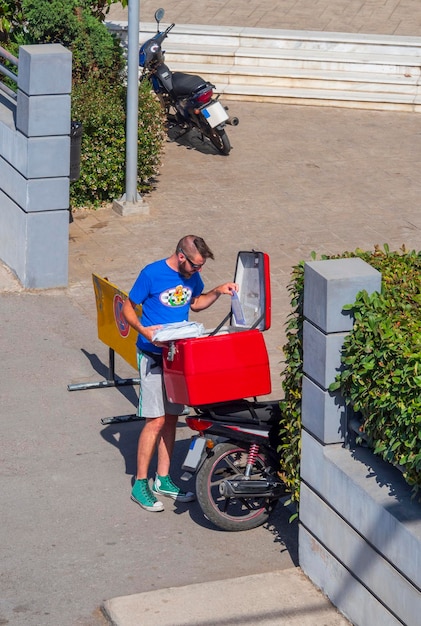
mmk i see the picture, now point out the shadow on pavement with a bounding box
[166,124,225,155]
[79,347,140,408]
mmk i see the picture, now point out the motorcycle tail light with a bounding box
[185,416,213,432]
[194,88,213,105]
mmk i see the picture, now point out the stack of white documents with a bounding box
[152,321,205,342]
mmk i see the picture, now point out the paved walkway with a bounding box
[108,0,421,36]
[1,3,421,626]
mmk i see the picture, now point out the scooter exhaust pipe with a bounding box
[219,479,284,499]
[226,116,239,126]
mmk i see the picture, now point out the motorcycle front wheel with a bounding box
[196,442,278,531]
[206,125,231,155]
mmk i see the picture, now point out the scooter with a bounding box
[139,8,238,155]
[181,398,286,531]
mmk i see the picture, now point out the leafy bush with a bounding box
[0,1,23,86]
[70,78,165,207]
[2,0,165,207]
[0,0,24,43]
[279,245,421,506]
[330,246,421,498]
[18,0,124,81]
[1,0,126,45]
[278,261,305,509]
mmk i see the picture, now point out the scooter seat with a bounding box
[194,399,281,425]
[171,72,209,98]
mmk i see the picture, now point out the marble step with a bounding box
[164,44,421,75]
[107,21,421,110]
[134,23,421,55]
[219,85,421,112]
[163,46,421,110]
[168,62,421,95]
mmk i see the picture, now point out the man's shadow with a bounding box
[100,419,193,480]
[100,421,140,476]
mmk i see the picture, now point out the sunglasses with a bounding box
[179,248,205,270]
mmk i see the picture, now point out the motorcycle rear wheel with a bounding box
[206,125,231,155]
[196,442,278,531]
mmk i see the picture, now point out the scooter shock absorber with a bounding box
[244,443,260,478]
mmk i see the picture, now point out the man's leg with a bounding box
[136,415,166,480]
[131,415,166,512]
[153,413,195,503]
[131,352,193,509]
[156,413,178,477]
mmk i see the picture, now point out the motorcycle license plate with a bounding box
[182,436,206,472]
[202,101,229,128]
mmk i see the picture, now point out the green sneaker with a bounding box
[131,479,164,512]
[153,474,195,503]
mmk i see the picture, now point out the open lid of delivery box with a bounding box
[210,250,271,335]
[229,250,271,332]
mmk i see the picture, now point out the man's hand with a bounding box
[190,282,239,311]
[122,298,162,344]
[142,325,163,344]
[215,282,238,296]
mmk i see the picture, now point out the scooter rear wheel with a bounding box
[196,442,278,531]
[207,126,231,155]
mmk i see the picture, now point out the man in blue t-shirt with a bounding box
[122,235,238,512]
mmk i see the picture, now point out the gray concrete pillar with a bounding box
[0,43,72,288]
[301,257,381,444]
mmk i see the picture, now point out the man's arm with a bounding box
[122,298,161,344]
[190,282,238,312]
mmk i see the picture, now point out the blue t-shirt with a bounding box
[129,258,204,353]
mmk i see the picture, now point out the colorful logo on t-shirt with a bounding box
[113,293,130,337]
[160,285,192,307]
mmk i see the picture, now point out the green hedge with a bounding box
[7,0,124,80]
[70,78,165,208]
[279,245,421,507]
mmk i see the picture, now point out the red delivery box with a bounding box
[163,251,272,406]
[163,329,270,406]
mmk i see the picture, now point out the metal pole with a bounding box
[125,0,141,202]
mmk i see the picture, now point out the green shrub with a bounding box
[1,1,126,45]
[0,1,23,88]
[19,0,124,81]
[0,1,23,42]
[278,260,305,511]
[70,78,165,207]
[3,1,165,207]
[279,245,421,507]
[330,246,421,498]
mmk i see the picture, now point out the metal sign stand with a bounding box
[68,347,143,425]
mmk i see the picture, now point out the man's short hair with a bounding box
[176,235,214,260]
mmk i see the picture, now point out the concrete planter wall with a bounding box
[300,258,421,625]
[0,44,72,288]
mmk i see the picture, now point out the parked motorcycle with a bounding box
[139,8,238,155]
[181,398,286,531]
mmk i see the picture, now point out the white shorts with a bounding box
[137,351,184,418]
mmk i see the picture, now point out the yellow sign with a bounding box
[92,273,141,370]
